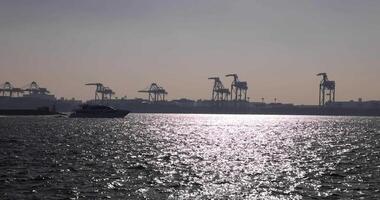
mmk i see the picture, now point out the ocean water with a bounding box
[0,114,380,199]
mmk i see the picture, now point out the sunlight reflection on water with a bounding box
[1,114,380,199]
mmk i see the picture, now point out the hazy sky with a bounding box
[0,0,379,104]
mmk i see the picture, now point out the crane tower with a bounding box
[0,82,23,97]
[138,83,168,102]
[86,83,115,100]
[23,81,50,95]
[317,73,336,106]
[225,74,248,101]
[208,77,230,101]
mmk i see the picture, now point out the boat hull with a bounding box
[0,109,58,116]
[69,110,129,118]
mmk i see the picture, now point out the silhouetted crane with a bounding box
[208,77,230,101]
[225,74,248,101]
[23,81,50,95]
[86,83,114,100]
[317,73,336,106]
[138,83,168,102]
[0,82,23,97]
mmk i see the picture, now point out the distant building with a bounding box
[327,100,380,109]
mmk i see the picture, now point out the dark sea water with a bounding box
[0,114,380,199]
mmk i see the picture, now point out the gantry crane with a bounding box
[317,73,336,106]
[208,77,230,101]
[138,83,168,102]
[86,83,114,100]
[225,74,248,101]
[0,82,23,97]
[23,81,50,95]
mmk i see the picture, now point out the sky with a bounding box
[0,0,379,104]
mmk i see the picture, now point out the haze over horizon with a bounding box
[0,0,379,105]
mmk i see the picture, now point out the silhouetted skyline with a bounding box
[1,0,379,104]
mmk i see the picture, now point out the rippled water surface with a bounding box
[1,114,380,199]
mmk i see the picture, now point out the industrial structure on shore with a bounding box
[85,83,115,101]
[0,81,53,98]
[317,73,336,106]
[207,74,248,102]
[0,81,80,112]
[138,83,168,102]
[1,73,380,116]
